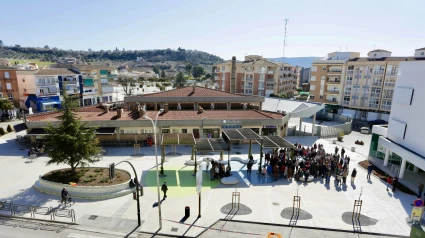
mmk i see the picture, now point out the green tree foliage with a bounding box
[7,125,13,132]
[192,65,205,78]
[0,99,14,111]
[0,46,224,65]
[205,73,212,78]
[161,69,166,78]
[44,89,101,174]
[296,88,303,93]
[153,67,160,75]
[174,72,186,88]
[117,77,136,96]
[185,63,192,75]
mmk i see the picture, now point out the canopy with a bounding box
[195,138,230,152]
[222,128,262,141]
[258,136,295,149]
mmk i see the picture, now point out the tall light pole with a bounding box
[143,109,163,230]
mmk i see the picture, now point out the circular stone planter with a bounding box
[34,169,135,200]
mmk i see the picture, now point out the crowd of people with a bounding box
[254,143,359,185]
[209,159,231,180]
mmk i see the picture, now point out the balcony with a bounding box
[372,82,382,86]
[368,104,379,109]
[267,71,274,74]
[344,91,351,95]
[325,90,340,94]
[384,82,395,87]
[83,91,96,96]
[381,105,391,110]
[245,69,254,72]
[343,101,350,105]
[327,70,341,75]
[325,100,338,104]
[346,81,352,85]
[326,79,341,84]
[347,70,354,74]
[107,74,118,78]
[370,93,380,97]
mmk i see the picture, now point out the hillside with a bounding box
[0,46,224,68]
[267,57,321,68]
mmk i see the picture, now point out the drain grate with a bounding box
[171,227,178,232]
[88,215,98,220]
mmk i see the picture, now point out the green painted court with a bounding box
[144,166,220,198]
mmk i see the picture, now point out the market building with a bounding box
[23,86,290,143]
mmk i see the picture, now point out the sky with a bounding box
[1,0,424,60]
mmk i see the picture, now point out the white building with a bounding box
[369,58,425,188]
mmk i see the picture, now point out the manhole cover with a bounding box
[171,228,178,232]
[88,215,98,220]
[273,202,280,206]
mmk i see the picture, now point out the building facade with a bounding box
[310,48,425,121]
[215,55,298,97]
[0,66,19,105]
[16,70,37,110]
[368,60,425,184]
[73,65,121,106]
[24,86,290,142]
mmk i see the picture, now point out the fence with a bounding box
[0,201,75,223]
[287,113,352,138]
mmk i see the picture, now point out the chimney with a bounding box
[117,108,123,118]
[163,103,169,113]
[192,85,196,93]
[198,105,204,113]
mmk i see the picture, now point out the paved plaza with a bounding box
[0,130,414,237]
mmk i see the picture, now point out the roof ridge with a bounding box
[254,109,275,119]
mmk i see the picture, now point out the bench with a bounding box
[221,177,239,185]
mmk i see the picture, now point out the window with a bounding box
[320,95,324,99]
[322,66,327,71]
[309,95,315,99]
[311,66,317,72]
[310,76,316,81]
[310,85,316,90]
[374,54,376,57]
[6,83,12,90]
[182,129,187,133]
[171,129,179,133]
[221,66,225,71]
[8,94,13,99]
[22,78,25,82]
[24,89,26,92]
[422,52,424,56]
[4,72,10,78]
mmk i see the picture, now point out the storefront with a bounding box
[262,125,277,136]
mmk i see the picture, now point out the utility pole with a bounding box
[282,18,289,63]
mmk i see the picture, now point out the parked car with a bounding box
[316,115,331,121]
[360,127,370,134]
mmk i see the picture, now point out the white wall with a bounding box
[387,61,425,157]
[367,112,378,121]
[381,113,390,122]
[342,109,356,118]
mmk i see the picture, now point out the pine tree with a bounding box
[6,125,13,132]
[44,88,101,174]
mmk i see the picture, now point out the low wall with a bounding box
[34,168,135,200]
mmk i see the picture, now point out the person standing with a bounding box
[351,168,357,184]
[342,169,348,185]
[367,164,373,180]
[341,148,345,158]
[161,182,168,199]
[392,177,398,192]
[386,176,393,191]
[61,188,69,205]
[334,146,339,155]
[247,160,252,174]
[419,183,424,198]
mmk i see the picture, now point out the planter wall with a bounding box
[34,169,135,200]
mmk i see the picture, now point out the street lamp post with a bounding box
[143,109,163,230]
[115,161,141,226]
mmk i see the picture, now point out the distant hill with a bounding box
[267,57,321,68]
[0,46,224,67]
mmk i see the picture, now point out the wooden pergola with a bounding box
[222,128,262,166]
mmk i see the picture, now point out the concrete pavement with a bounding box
[0,131,414,237]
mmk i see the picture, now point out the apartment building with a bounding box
[16,70,37,110]
[215,55,298,97]
[310,52,360,106]
[73,65,121,106]
[0,66,19,105]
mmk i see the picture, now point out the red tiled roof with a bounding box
[139,86,244,98]
[26,109,284,122]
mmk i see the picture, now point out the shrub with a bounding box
[0,127,6,135]
[7,125,13,132]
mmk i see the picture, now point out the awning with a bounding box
[13,123,28,132]
[95,127,116,135]
[27,128,48,135]
[222,128,262,140]
[195,138,230,151]
[258,136,295,149]
[41,101,60,106]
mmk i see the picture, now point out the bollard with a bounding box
[185,206,190,217]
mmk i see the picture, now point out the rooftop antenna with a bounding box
[282,18,289,63]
